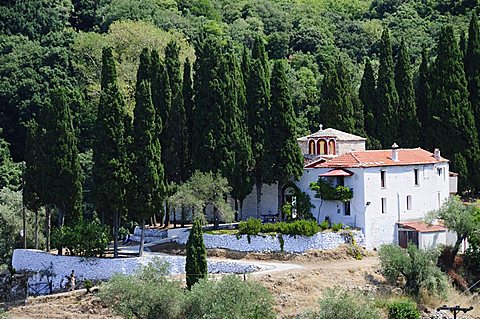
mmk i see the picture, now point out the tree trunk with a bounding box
[234,199,238,222]
[448,236,465,268]
[256,178,262,219]
[57,206,65,256]
[173,207,177,228]
[165,202,170,228]
[240,200,244,221]
[153,214,157,227]
[113,211,119,258]
[181,206,186,228]
[277,182,283,222]
[34,208,38,250]
[45,205,51,252]
[213,206,220,230]
[138,219,146,257]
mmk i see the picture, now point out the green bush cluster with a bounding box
[99,259,276,319]
[51,218,109,257]
[331,223,343,232]
[387,299,420,319]
[239,218,320,237]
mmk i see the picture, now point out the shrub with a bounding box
[83,279,93,292]
[387,299,420,319]
[378,244,448,297]
[238,219,320,237]
[185,275,276,319]
[99,259,184,319]
[51,217,109,257]
[331,223,343,232]
[298,288,381,319]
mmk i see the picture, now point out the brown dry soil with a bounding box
[4,245,480,319]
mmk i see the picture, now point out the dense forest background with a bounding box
[1,0,480,192]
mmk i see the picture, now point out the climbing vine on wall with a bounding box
[310,178,353,202]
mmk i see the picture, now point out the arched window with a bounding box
[328,140,336,155]
[308,140,315,155]
[317,139,327,155]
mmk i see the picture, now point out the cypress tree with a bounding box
[40,88,83,228]
[465,13,480,139]
[268,60,304,220]
[430,25,480,191]
[183,58,194,181]
[416,48,431,144]
[92,47,130,258]
[320,60,356,133]
[246,36,271,217]
[133,54,165,257]
[185,218,207,290]
[395,41,420,148]
[359,58,381,148]
[376,29,399,148]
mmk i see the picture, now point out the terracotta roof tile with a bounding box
[398,221,447,233]
[309,148,448,168]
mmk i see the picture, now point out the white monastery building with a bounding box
[241,126,459,250]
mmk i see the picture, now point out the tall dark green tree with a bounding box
[183,58,194,181]
[133,52,165,255]
[359,58,381,149]
[429,26,480,191]
[395,41,420,148]
[185,218,207,290]
[465,13,480,139]
[268,60,304,220]
[319,60,355,133]
[246,36,271,217]
[39,88,83,228]
[416,48,431,145]
[376,29,399,148]
[92,48,130,258]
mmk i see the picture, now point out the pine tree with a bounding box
[185,218,207,290]
[416,48,431,145]
[359,58,381,149]
[268,60,304,220]
[40,88,83,228]
[465,13,480,139]
[376,29,399,148]
[395,41,420,148]
[246,36,271,217]
[320,60,356,133]
[132,74,164,256]
[92,47,130,258]
[430,25,480,191]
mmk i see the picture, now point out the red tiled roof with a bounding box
[308,148,448,168]
[319,168,354,177]
[398,221,447,233]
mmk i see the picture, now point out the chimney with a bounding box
[391,143,399,162]
[434,148,441,160]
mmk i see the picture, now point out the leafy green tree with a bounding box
[132,76,164,256]
[415,48,431,144]
[465,13,480,140]
[246,36,271,217]
[182,58,194,182]
[319,60,356,133]
[378,244,448,297]
[359,60,377,126]
[268,60,304,220]
[395,40,420,147]
[0,132,21,191]
[427,196,479,267]
[298,288,381,319]
[39,88,83,229]
[376,29,399,148]
[429,25,480,191]
[92,48,130,258]
[185,218,207,290]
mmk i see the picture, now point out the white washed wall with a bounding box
[176,231,365,253]
[363,162,450,249]
[12,250,261,295]
[241,182,279,220]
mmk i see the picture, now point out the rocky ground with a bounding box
[3,245,479,319]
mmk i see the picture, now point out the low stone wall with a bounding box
[130,227,168,243]
[11,250,261,295]
[176,230,365,253]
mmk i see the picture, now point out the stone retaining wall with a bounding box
[11,250,262,295]
[130,227,168,243]
[176,230,365,253]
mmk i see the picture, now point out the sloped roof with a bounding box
[398,221,447,233]
[297,127,366,142]
[308,148,448,168]
[319,169,354,177]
